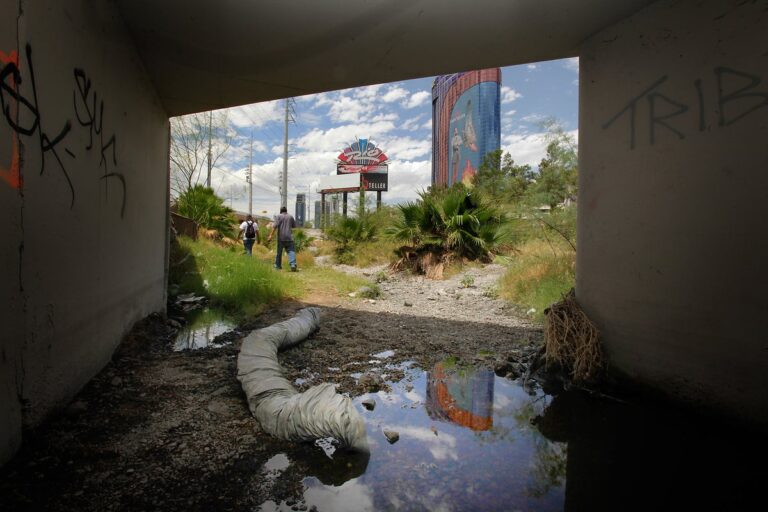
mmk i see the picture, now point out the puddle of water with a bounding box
[173,308,236,351]
[266,360,565,511]
[262,359,768,511]
[263,453,291,474]
[372,350,395,359]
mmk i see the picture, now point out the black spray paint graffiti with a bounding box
[73,68,124,217]
[0,44,75,204]
[0,43,125,217]
[602,67,768,149]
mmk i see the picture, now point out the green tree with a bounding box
[527,120,578,210]
[472,149,534,203]
[176,185,237,236]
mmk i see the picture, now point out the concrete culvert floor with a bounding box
[0,264,544,512]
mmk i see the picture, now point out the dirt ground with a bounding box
[0,263,543,512]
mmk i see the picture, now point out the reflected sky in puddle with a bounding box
[173,308,236,351]
[261,360,565,512]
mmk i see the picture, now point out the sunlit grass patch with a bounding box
[171,237,301,318]
[499,239,575,322]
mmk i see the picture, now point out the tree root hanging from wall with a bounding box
[543,289,603,383]
[237,308,369,452]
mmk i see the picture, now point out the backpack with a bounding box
[245,221,256,239]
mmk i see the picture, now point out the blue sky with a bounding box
[196,57,579,218]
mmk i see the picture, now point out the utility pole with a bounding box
[247,132,253,216]
[281,99,290,209]
[206,110,213,187]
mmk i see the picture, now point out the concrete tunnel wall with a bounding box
[578,0,768,423]
[0,0,169,464]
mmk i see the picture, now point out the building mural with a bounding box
[432,69,501,186]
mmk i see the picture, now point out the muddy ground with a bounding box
[0,264,543,512]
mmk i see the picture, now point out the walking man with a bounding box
[267,206,297,271]
[238,215,260,256]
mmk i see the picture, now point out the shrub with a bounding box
[176,185,237,237]
[293,228,315,253]
[387,184,513,277]
[326,215,378,264]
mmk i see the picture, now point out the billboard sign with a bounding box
[319,173,388,193]
[361,172,388,192]
[318,173,359,193]
[337,164,388,174]
[337,138,389,166]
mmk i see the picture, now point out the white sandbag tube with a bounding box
[237,307,369,452]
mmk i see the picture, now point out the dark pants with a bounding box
[243,238,255,256]
[275,240,296,269]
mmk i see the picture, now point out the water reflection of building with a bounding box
[426,362,494,431]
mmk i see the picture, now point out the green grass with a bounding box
[498,239,575,322]
[335,238,400,267]
[170,236,375,318]
[170,237,301,318]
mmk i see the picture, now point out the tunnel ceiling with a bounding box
[115,0,656,116]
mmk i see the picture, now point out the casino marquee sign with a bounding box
[336,138,389,192]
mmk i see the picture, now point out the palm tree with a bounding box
[387,185,511,274]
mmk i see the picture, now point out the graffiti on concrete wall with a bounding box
[0,49,20,190]
[602,66,768,149]
[0,43,126,217]
[73,67,124,217]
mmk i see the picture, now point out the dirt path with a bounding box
[0,263,543,512]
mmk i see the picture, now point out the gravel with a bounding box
[0,263,542,512]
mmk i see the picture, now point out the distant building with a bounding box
[314,197,341,227]
[432,69,501,186]
[314,200,322,227]
[295,193,306,226]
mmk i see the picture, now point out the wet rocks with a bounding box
[358,373,384,392]
[361,398,376,411]
[494,361,523,380]
[383,430,399,444]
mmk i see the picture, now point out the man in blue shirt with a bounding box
[267,206,297,271]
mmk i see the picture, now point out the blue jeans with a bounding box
[275,240,296,269]
[243,238,255,256]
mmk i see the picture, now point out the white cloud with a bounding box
[422,119,432,130]
[404,90,430,109]
[527,64,538,70]
[295,121,397,153]
[501,86,522,104]
[502,129,578,167]
[226,101,282,128]
[502,132,549,167]
[402,115,425,131]
[386,159,431,203]
[563,57,579,73]
[381,86,409,103]
[354,83,385,100]
[381,136,431,161]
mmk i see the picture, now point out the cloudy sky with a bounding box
[194,57,579,219]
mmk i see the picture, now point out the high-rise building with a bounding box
[314,200,322,227]
[295,193,306,226]
[432,69,501,186]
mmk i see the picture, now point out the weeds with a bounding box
[498,239,575,322]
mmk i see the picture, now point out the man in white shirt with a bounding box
[238,215,260,256]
